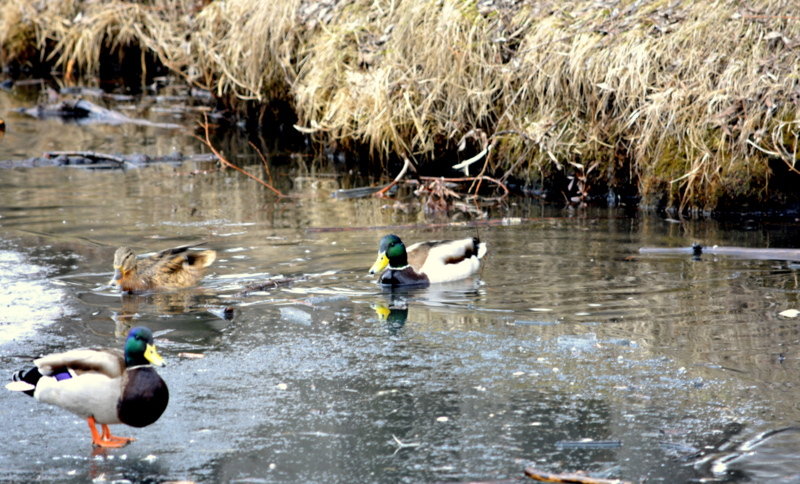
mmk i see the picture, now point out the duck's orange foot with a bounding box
[86,417,135,448]
[93,435,134,448]
[99,424,135,447]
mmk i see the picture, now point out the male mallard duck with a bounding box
[369,234,487,286]
[112,245,216,293]
[6,326,169,448]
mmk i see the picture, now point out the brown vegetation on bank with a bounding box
[1,0,799,212]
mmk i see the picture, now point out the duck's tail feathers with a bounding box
[189,250,216,269]
[474,238,487,260]
[7,367,41,396]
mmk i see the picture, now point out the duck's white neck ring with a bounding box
[390,264,410,270]
[126,364,154,371]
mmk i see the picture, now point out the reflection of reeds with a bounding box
[2,0,799,211]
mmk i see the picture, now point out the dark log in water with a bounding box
[17,99,182,129]
[0,152,217,169]
[639,244,800,261]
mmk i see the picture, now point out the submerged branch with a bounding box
[374,158,413,198]
[45,150,127,165]
[525,467,632,484]
[19,99,181,129]
[419,175,510,198]
[195,116,286,197]
[248,140,276,187]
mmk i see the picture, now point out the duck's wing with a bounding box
[153,244,203,257]
[34,348,125,378]
[405,241,437,270]
[418,238,487,283]
[146,246,216,275]
[187,249,216,269]
[420,237,485,265]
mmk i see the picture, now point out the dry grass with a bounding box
[1,0,798,212]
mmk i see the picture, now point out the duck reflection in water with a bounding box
[112,290,233,338]
[373,300,409,335]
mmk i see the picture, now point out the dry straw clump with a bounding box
[0,0,196,80]
[1,0,798,212]
[494,1,800,210]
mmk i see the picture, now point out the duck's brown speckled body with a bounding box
[112,245,216,293]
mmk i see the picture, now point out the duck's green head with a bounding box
[369,234,407,274]
[125,326,166,368]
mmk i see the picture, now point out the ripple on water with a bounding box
[0,249,70,344]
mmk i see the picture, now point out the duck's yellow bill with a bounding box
[369,253,389,274]
[145,344,166,367]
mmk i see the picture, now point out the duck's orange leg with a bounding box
[86,417,134,448]
[101,423,135,446]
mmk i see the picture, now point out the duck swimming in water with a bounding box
[369,234,487,286]
[111,244,216,293]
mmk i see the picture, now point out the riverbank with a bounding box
[1,0,798,213]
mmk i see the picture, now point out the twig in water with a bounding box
[248,140,276,187]
[469,142,496,196]
[374,158,414,197]
[419,175,509,198]
[194,115,286,197]
[452,144,491,175]
[391,434,421,454]
[525,467,631,484]
[453,128,490,176]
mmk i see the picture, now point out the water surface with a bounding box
[1,88,800,483]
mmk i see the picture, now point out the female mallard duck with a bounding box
[6,326,169,448]
[369,234,487,286]
[112,244,216,293]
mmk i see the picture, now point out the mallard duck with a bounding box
[111,244,216,293]
[6,326,169,448]
[369,234,487,286]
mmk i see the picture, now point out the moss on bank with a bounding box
[1,0,799,212]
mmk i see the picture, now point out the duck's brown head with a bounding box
[111,247,137,286]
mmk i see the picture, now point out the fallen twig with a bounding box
[391,434,421,449]
[452,144,491,175]
[470,143,496,196]
[453,128,490,176]
[194,115,286,197]
[419,175,509,198]
[374,158,413,197]
[248,140,276,187]
[524,467,631,484]
[391,434,421,455]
